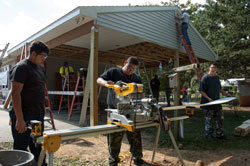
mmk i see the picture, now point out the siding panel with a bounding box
[97,10,217,61]
[97,10,178,49]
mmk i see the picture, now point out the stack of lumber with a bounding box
[234,119,250,136]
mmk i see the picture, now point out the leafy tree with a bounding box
[192,0,250,79]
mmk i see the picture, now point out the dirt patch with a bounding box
[55,133,250,166]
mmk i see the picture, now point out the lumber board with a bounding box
[243,119,250,125]
[234,123,250,136]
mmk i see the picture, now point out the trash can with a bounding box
[0,150,35,166]
[238,80,250,107]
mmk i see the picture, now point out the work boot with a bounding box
[216,135,230,140]
[206,135,215,141]
[133,159,148,166]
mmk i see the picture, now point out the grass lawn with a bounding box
[142,108,250,151]
[1,108,249,165]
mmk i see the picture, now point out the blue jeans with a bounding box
[9,110,47,166]
[181,23,191,45]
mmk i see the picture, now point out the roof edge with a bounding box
[8,7,82,55]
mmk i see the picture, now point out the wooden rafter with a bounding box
[49,41,204,67]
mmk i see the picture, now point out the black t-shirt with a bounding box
[150,78,160,92]
[199,74,222,110]
[100,67,142,109]
[10,59,46,115]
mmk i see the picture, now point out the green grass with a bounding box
[142,109,250,151]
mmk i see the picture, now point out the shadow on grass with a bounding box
[140,109,250,164]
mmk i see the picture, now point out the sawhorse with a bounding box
[152,115,189,166]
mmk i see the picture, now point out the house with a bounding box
[2,6,217,124]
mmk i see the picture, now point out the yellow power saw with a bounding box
[104,81,143,96]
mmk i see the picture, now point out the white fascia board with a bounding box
[79,6,179,18]
[8,7,82,56]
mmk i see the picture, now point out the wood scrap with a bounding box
[234,123,250,136]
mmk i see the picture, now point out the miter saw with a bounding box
[105,81,167,132]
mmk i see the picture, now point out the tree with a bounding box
[193,0,250,78]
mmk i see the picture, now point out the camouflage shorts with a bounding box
[204,109,224,137]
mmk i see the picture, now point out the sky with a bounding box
[0,0,206,53]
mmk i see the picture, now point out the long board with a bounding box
[162,97,236,111]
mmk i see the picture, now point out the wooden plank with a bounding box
[89,26,99,126]
[79,64,90,126]
[243,119,250,125]
[162,64,198,75]
[234,123,250,136]
[46,21,94,49]
[173,49,180,138]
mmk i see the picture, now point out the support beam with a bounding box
[46,21,94,49]
[89,26,99,126]
[174,50,181,138]
[79,66,90,126]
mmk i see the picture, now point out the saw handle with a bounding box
[104,84,119,89]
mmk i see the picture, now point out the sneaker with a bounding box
[206,135,215,141]
[216,135,230,140]
[133,159,148,166]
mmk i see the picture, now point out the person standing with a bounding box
[150,75,160,103]
[186,86,192,102]
[181,86,187,102]
[97,56,147,166]
[165,76,171,106]
[199,62,230,140]
[9,41,50,165]
[59,61,74,90]
[176,9,191,45]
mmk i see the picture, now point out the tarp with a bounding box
[0,71,8,85]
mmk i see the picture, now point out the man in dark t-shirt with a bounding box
[97,57,147,166]
[9,41,50,166]
[150,75,160,103]
[199,62,230,141]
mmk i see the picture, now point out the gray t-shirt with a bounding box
[180,13,189,23]
[199,74,222,110]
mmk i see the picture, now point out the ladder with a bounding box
[137,60,153,97]
[176,23,203,81]
[43,60,56,130]
[68,69,87,120]
[57,69,87,120]
[0,43,10,67]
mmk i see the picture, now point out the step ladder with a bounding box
[44,84,56,130]
[68,68,87,120]
[137,60,153,97]
[57,68,87,120]
[176,22,203,81]
[43,53,56,130]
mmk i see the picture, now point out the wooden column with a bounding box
[79,26,99,126]
[174,49,181,138]
[89,26,99,126]
[79,66,90,126]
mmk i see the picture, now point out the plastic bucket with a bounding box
[0,150,34,166]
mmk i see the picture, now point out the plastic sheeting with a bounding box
[0,71,8,85]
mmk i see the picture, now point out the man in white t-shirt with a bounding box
[176,9,191,45]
